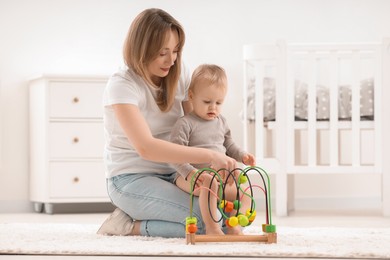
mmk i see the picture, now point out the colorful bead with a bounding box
[265,224,276,233]
[224,201,234,212]
[238,214,249,227]
[233,200,241,210]
[239,174,248,184]
[225,219,232,228]
[187,223,197,234]
[228,216,239,227]
[219,200,226,209]
[186,217,197,225]
[246,209,257,221]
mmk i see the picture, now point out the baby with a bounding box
[170,64,255,235]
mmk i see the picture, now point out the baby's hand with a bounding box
[187,169,202,186]
[242,153,256,166]
[219,168,240,186]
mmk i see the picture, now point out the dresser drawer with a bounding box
[49,81,106,118]
[30,76,109,212]
[49,122,104,158]
[49,162,107,198]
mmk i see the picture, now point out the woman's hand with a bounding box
[209,151,237,173]
[209,152,237,184]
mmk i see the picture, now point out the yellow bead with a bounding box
[228,216,239,227]
[246,209,257,221]
[219,200,226,209]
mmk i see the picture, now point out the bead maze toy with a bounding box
[185,166,277,244]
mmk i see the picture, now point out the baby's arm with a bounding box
[169,117,197,180]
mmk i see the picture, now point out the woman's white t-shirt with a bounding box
[103,65,191,178]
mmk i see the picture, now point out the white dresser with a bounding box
[29,75,110,213]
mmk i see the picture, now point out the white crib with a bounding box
[242,39,390,217]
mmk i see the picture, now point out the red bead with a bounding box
[224,201,234,212]
[187,224,197,234]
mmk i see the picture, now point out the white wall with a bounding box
[1,0,389,212]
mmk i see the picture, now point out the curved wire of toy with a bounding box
[192,185,224,222]
[220,167,264,219]
[189,168,223,220]
[225,166,272,224]
[237,182,257,218]
[208,169,226,222]
[215,168,238,218]
[240,185,265,201]
[188,167,261,223]
[243,166,273,225]
[244,167,269,224]
[190,166,273,222]
[219,167,260,222]
[189,168,237,222]
[239,170,255,215]
[209,167,254,221]
[191,185,252,222]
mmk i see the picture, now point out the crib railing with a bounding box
[243,41,382,172]
[243,39,390,216]
[285,43,382,173]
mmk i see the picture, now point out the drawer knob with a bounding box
[73,97,79,103]
[73,137,79,143]
[73,177,80,183]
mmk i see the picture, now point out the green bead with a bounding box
[265,224,276,233]
[233,200,242,210]
[186,217,197,225]
[238,214,249,227]
[239,174,248,184]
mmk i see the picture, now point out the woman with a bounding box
[97,8,237,238]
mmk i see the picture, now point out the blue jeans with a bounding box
[107,172,204,238]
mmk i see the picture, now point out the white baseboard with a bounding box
[0,200,34,213]
[0,200,115,214]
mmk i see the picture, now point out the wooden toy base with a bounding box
[186,232,277,245]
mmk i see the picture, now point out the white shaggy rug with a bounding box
[1,223,390,258]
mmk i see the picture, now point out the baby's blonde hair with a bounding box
[189,64,227,93]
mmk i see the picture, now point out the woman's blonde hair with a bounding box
[189,64,227,93]
[123,8,185,112]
